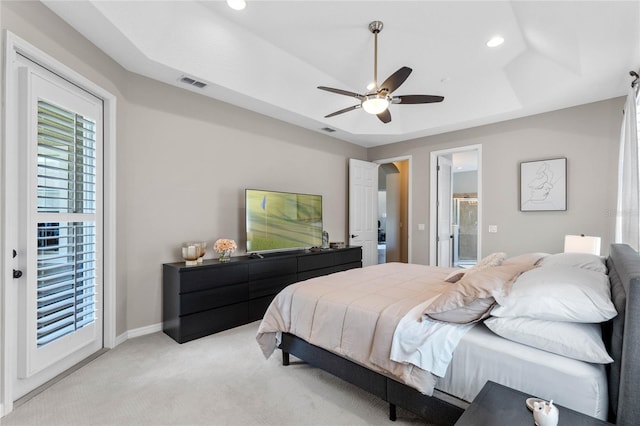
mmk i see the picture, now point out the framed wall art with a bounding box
[519,157,567,211]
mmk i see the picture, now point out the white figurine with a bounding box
[533,399,559,426]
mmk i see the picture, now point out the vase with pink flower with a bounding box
[214,238,237,262]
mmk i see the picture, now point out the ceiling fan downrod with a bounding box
[369,21,384,90]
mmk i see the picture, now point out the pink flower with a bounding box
[214,238,237,253]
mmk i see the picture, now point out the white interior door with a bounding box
[437,156,453,267]
[349,159,379,267]
[13,65,104,398]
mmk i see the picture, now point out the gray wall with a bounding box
[0,1,366,337]
[369,98,623,263]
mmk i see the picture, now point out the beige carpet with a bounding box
[2,321,433,426]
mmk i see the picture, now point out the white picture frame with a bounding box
[519,158,567,211]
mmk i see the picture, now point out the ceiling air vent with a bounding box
[179,75,207,89]
[321,127,336,133]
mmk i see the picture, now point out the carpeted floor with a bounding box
[2,321,435,425]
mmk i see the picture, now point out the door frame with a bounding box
[436,156,453,267]
[374,155,412,264]
[429,145,482,266]
[1,31,117,416]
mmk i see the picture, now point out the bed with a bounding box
[256,244,640,425]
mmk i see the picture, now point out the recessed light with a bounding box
[227,0,246,11]
[486,36,504,48]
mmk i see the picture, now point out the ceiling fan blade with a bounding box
[378,67,412,94]
[325,104,360,118]
[393,95,445,104]
[318,86,365,100]
[377,109,391,123]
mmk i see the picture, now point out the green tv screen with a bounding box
[245,189,323,253]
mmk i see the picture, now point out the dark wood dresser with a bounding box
[162,246,362,343]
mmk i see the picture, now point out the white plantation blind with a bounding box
[36,99,97,347]
[37,100,96,213]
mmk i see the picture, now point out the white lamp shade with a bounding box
[564,235,601,255]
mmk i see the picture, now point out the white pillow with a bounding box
[485,316,613,364]
[536,252,607,274]
[491,266,617,323]
[502,252,549,267]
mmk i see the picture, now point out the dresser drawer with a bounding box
[178,302,249,343]
[180,283,249,315]
[249,273,298,299]
[338,247,362,265]
[249,257,297,280]
[334,261,362,273]
[180,264,248,293]
[298,251,335,272]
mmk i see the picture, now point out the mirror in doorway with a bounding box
[451,150,479,268]
[453,197,478,267]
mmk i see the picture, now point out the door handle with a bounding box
[12,249,22,278]
[351,234,358,238]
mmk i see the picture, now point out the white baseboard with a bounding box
[128,323,163,339]
[113,323,163,347]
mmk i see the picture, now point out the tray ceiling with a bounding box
[43,1,640,147]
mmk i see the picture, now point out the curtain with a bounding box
[615,87,640,250]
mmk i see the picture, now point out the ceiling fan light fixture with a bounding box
[362,95,389,115]
[227,0,246,11]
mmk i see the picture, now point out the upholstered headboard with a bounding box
[605,244,640,425]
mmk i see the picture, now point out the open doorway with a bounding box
[430,146,481,267]
[452,162,479,267]
[377,158,410,264]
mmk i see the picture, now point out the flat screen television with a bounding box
[245,189,323,254]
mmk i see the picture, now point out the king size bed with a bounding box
[256,244,640,425]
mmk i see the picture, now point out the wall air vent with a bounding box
[321,127,336,133]
[179,75,207,89]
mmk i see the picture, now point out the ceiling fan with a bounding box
[318,21,444,124]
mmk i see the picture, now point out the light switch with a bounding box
[488,225,498,233]
[418,224,425,231]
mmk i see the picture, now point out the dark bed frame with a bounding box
[278,244,640,425]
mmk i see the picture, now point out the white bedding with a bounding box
[436,323,609,420]
[390,301,474,377]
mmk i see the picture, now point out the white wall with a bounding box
[369,98,623,262]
